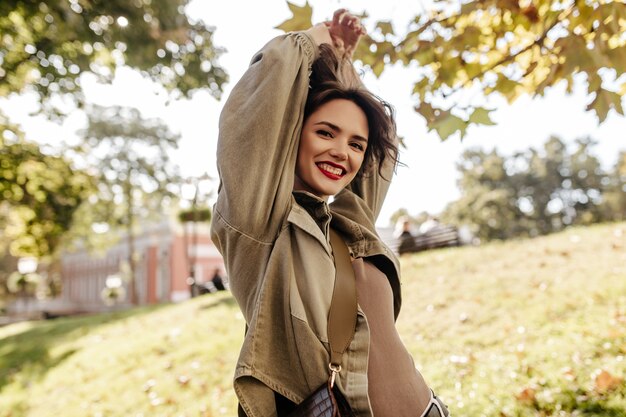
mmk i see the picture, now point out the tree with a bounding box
[0,118,95,305]
[441,148,525,240]
[442,136,611,241]
[389,208,412,227]
[524,138,569,234]
[600,151,626,221]
[560,137,605,225]
[77,105,181,304]
[0,250,18,310]
[0,117,95,260]
[277,1,625,139]
[518,137,606,232]
[0,0,228,114]
[388,208,431,230]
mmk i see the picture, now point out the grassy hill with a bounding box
[1,222,626,417]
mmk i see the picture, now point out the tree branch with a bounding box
[398,12,457,46]
[446,4,576,96]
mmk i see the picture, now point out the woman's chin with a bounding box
[311,182,345,199]
[294,174,349,200]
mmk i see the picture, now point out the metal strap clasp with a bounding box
[329,363,341,388]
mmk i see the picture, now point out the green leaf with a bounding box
[462,26,482,48]
[439,56,463,87]
[398,30,420,51]
[353,35,376,65]
[429,111,468,140]
[415,102,437,122]
[607,45,626,75]
[372,59,385,77]
[556,35,596,77]
[275,1,313,32]
[413,41,437,66]
[601,3,623,34]
[535,63,563,96]
[588,73,602,95]
[412,77,431,96]
[463,62,483,79]
[469,107,496,126]
[573,2,595,25]
[375,21,394,36]
[587,88,624,122]
[495,74,521,103]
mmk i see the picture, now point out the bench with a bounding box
[398,225,460,255]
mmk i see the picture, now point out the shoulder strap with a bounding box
[327,228,358,381]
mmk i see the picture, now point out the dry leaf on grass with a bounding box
[516,386,536,403]
[593,369,623,393]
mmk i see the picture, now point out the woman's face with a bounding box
[294,99,368,200]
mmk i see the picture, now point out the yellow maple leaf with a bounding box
[275,1,313,32]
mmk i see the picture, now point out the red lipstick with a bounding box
[316,162,346,180]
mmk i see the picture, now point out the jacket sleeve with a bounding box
[213,32,317,243]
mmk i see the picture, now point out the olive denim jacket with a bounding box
[211,31,402,417]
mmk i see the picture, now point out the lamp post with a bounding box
[179,172,213,298]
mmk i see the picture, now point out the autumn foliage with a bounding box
[277,1,626,139]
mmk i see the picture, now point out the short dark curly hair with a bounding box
[304,44,399,180]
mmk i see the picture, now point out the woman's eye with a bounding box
[350,142,364,151]
[316,129,333,138]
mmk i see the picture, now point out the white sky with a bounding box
[2,0,624,226]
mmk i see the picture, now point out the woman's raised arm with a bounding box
[213,27,333,243]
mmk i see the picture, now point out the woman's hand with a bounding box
[326,9,366,59]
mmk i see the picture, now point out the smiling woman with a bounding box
[211,9,450,417]
[303,48,399,182]
[294,99,368,198]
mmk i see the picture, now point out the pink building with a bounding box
[57,221,224,313]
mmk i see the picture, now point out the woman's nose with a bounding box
[328,141,348,160]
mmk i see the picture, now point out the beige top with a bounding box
[353,258,432,416]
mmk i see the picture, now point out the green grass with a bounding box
[1,222,625,416]
[0,296,242,417]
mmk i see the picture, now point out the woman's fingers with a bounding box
[332,8,347,27]
[327,8,365,57]
[334,8,359,30]
[341,14,355,28]
[344,14,363,35]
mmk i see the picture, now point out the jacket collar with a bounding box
[291,190,382,256]
[291,190,402,319]
[292,191,330,223]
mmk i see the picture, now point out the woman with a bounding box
[211,9,450,417]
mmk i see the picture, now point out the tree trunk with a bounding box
[125,180,138,305]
